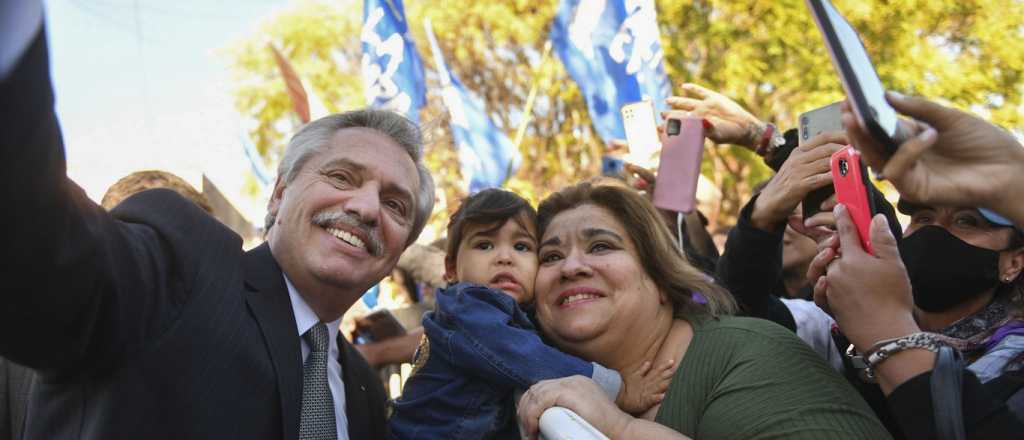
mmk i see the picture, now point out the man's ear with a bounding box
[443,257,457,284]
[266,176,286,223]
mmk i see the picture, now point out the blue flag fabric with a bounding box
[361,0,426,122]
[442,76,521,193]
[425,21,520,194]
[550,0,671,143]
[240,129,272,187]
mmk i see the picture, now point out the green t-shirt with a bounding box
[655,316,891,439]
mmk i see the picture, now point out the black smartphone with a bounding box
[807,0,899,156]
[353,309,406,344]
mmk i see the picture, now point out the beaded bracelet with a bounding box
[864,332,944,371]
[846,332,945,382]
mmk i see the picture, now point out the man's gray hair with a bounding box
[265,109,435,246]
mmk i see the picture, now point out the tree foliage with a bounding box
[224,0,1024,237]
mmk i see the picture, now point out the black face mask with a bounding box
[898,225,1002,313]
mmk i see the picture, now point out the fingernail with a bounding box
[635,179,649,189]
[888,91,905,100]
[702,118,713,131]
[835,203,846,215]
[873,214,885,226]
[919,127,937,142]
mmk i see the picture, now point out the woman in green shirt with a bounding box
[517,180,890,439]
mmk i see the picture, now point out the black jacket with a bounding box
[0,29,387,440]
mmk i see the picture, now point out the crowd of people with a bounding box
[3,3,1024,440]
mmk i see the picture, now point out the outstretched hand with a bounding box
[842,93,1024,226]
[666,83,764,148]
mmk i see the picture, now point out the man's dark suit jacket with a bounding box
[0,29,387,439]
[1,358,34,440]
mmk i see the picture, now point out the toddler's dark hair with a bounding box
[445,189,537,263]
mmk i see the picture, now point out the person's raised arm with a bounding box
[0,0,42,81]
[0,23,231,374]
[716,132,843,326]
[842,93,1024,227]
[666,83,765,150]
[435,284,620,397]
[808,207,930,393]
[436,284,676,413]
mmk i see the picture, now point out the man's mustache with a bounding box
[312,210,383,256]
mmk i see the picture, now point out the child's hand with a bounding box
[615,359,677,414]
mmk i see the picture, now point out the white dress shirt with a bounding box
[285,275,349,440]
[780,298,844,372]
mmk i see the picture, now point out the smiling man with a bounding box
[0,11,433,440]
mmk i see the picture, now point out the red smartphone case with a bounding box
[831,146,876,254]
[653,117,704,213]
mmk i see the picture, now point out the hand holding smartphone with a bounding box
[831,146,876,254]
[799,102,844,220]
[653,117,704,214]
[353,309,407,344]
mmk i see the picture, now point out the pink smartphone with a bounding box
[831,146,876,255]
[653,117,704,213]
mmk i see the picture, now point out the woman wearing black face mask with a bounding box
[809,201,1024,440]
[898,202,1024,343]
[896,202,1024,382]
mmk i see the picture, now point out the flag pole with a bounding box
[423,18,451,87]
[511,40,552,151]
[504,39,552,186]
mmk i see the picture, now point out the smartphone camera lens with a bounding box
[667,119,681,136]
[838,159,849,176]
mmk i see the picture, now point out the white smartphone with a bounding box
[620,101,660,168]
[798,101,846,220]
[806,0,899,154]
[798,101,844,145]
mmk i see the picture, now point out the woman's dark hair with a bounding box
[445,189,538,264]
[537,180,736,320]
[1009,229,1024,250]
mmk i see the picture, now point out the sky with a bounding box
[45,0,288,222]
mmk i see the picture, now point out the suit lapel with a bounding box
[243,242,302,440]
[338,334,373,439]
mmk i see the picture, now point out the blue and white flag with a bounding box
[361,0,426,122]
[550,0,671,144]
[240,129,272,187]
[425,20,521,194]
